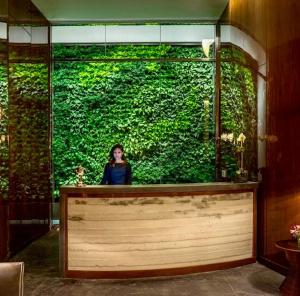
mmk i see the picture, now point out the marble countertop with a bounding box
[61,182,259,194]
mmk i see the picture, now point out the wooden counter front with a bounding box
[60,182,258,278]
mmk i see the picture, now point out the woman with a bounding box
[101,144,132,185]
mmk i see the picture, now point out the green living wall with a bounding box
[1,42,257,200]
[1,62,51,200]
[9,62,50,199]
[0,64,8,198]
[221,46,258,178]
[52,44,257,197]
[52,45,216,196]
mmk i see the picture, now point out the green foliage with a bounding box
[1,41,258,202]
[221,46,258,177]
[53,44,208,60]
[9,63,50,199]
[52,45,215,197]
[1,43,258,201]
[0,64,8,198]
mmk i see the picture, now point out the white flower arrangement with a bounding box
[221,132,246,148]
[221,132,247,177]
[221,133,234,142]
[290,225,300,246]
[290,225,300,239]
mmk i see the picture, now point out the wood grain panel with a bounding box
[225,0,300,273]
[222,0,267,49]
[66,192,253,272]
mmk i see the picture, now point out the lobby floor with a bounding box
[12,229,284,296]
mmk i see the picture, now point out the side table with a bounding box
[275,240,300,296]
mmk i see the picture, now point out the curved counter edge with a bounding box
[60,182,258,279]
[65,258,256,279]
[60,182,258,195]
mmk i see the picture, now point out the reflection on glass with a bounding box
[9,62,49,199]
[220,46,258,180]
[0,62,8,199]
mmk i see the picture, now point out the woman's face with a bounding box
[113,148,123,161]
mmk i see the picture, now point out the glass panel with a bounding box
[220,46,258,180]
[0,22,7,39]
[9,25,49,63]
[6,0,51,257]
[8,62,50,199]
[0,58,8,199]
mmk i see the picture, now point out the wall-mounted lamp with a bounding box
[202,39,214,58]
[258,135,278,143]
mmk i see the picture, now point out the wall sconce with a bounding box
[258,134,278,143]
[202,39,214,58]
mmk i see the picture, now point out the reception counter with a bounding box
[60,182,258,278]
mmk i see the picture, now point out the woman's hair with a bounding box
[109,143,126,162]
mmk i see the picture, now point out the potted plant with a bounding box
[290,225,300,247]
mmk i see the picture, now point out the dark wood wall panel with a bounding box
[223,0,267,49]
[224,0,300,272]
[8,0,47,24]
[265,0,300,260]
[0,200,8,260]
[0,3,7,20]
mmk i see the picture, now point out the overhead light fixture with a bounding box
[202,39,214,58]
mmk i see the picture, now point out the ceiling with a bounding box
[31,0,228,23]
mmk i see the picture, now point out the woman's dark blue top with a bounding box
[101,162,132,185]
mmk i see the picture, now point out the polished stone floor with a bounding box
[11,229,284,296]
